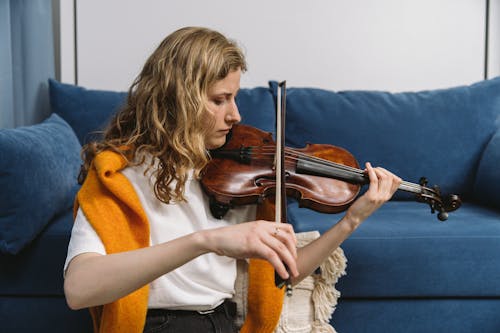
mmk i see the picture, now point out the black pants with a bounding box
[143,300,237,333]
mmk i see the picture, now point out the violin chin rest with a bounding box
[209,197,231,219]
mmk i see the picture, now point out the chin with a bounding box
[207,140,225,150]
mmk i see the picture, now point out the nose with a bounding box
[226,99,241,124]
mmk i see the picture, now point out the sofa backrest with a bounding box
[271,78,500,201]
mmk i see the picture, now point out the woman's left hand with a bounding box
[344,162,402,228]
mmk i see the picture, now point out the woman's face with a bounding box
[205,68,242,150]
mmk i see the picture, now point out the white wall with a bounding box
[57,0,75,85]
[489,0,500,77]
[59,0,499,92]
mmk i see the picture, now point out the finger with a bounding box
[263,232,299,278]
[266,251,291,280]
[372,167,401,199]
[365,162,379,191]
[374,166,401,185]
[272,224,297,258]
[374,167,401,190]
[373,169,392,200]
[383,169,403,193]
[255,240,295,279]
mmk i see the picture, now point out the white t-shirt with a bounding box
[64,161,256,311]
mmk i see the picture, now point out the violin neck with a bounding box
[296,157,422,195]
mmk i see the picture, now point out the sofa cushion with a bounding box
[0,210,73,295]
[48,79,128,145]
[473,129,500,209]
[287,200,500,297]
[0,296,93,333]
[49,79,276,144]
[273,78,500,200]
[332,298,500,333]
[0,114,81,254]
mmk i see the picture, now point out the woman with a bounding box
[63,26,401,333]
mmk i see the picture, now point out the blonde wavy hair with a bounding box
[79,27,247,203]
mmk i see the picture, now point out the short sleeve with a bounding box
[63,207,106,275]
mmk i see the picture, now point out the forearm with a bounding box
[292,163,402,284]
[64,231,208,309]
[293,215,358,284]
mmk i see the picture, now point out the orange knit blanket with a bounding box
[75,150,284,332]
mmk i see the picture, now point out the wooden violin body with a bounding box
[201,124,461,221]
[202,125,361,217]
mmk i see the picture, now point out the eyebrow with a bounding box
[210,89,240,97]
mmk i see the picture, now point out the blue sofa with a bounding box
[1,77,499,332]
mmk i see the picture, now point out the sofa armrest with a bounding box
[474,129,500,209]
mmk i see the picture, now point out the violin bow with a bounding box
[275,81,293,296]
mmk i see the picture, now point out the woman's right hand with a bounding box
[201,221,299,280]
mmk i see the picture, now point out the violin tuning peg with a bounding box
[438,210,449,222]
[419,177,428,186]
[444,194,462,212]
[257,194,266,204]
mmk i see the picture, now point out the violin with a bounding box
[201,123,462,221]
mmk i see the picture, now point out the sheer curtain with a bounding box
[0,0,55,128]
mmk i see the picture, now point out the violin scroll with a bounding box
[417,177,462,221]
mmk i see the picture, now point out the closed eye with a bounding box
[210,89,239,106]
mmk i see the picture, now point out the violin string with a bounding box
[290,148,424,193]
[256,146,363,174]
[280,147,423,192]
[222,146,423,192]
[222,146,425,193]
[249,146,419,187]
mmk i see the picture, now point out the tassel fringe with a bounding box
[274,231,347,333]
